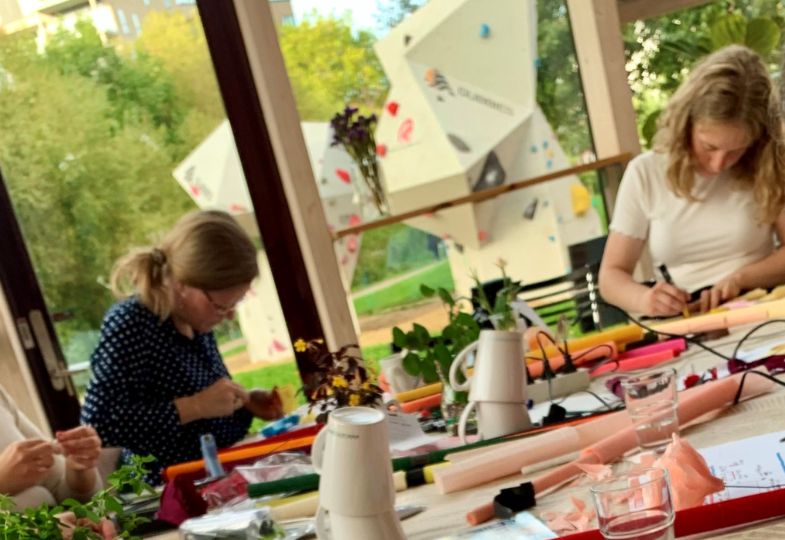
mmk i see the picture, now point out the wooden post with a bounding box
[197,1,358,387]
[567,0,641,217]
[229,0,357,350]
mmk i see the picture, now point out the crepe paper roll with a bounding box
[398,392,441,413]
[619,338,686,359]
[163,434,316,481]
[437,412,633,492]
[652,299,785,335]
[268,491,320,521]
[590,349,676,378]
[527,325,644,360]
[465,370,775,526]
[378,372,392,394]
[528,341,618,379]
[559,485,785,540]
[466,502,495,526]
[395,382,442,402]
[434,411,636,494]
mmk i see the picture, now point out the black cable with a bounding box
[732,370,785,405]
[571,343,616,362]
[598,301,733,362]
[730,319,785,361]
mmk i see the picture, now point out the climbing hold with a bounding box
[480,23,490,38]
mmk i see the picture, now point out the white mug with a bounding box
[314,507,406,540]
[380,352,420,394]
[457,400,532,443]
[312,407,397,517]
[449,329,527,403]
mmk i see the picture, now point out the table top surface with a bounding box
[150,323,785,539]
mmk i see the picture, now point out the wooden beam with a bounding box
[221,0,357,350]
[333,153,632,239]
[567,0,641,217]
[617,0,714,24]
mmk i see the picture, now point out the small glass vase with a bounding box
[440,384,469,436]
[353,157,389,219]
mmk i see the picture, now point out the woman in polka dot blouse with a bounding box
[81,210,284,484]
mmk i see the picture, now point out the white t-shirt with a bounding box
[609,151,775,292]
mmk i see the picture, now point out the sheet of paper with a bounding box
[699,430,785,503]
[386,411,438,451]
[735,337,785,363]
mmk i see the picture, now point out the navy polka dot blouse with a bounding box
[81,297,252,484]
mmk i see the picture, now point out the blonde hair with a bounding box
[654,44,785,224]
[111,210,259,320]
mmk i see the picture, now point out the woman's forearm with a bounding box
[599,267,650,314]
[65,465,98,499]
[733,247,785,291]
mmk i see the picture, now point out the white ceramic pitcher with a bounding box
[311,407,406,540]
[449,329,531,443]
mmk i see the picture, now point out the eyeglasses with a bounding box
[201,289,242,316]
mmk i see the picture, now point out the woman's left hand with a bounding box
[695,275,742,313]
[56,426,102,471]
[246,388,284,420]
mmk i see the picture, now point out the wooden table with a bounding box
[151,323,785,539]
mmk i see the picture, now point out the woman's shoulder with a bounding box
[102,297,158,330]
[627,151,669,176]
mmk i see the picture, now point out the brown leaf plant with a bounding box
[298,339,384,423]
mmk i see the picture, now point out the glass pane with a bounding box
[0,3,301,409]
[623,2,785,148]
[276,0,601,353]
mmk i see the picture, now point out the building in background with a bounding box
[0,0,292,41]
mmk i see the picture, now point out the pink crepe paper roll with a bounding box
[531,370,773,498]
[724,305,768,328]
[618,338,686,359]
[434,411,633,494]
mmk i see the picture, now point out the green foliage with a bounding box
[536,0,593,159]
[471,260,523,332]
[624,2,785,147]
[278,15,388,121]
[352,259,454,316]
[392,285,480,384]
[0,455,154,539]
[351,224,444,290]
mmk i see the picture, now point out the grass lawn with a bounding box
[352,260,454,316]
[231,342,393,433]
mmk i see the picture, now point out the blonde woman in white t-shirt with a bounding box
[599,45,785,317]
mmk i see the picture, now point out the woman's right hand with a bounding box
[0,439,55,495]
[639,282,690,317]
[176,378,249,423]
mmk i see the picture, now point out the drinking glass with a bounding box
[591,467,675,540]
[621,369,679,451]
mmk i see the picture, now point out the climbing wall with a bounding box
[374,0,602,295]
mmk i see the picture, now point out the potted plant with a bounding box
[392,285,480,433]
[299,339,384,424]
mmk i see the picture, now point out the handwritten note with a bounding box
[699,430,785,503]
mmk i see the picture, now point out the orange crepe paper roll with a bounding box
[399,392,442,413]
[527,341,617,379]
[527,325,643,360]
[163,434,316,481]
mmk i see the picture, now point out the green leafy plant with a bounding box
[0,454,155,539]
[392,285,480,385]
[471,259,523,332]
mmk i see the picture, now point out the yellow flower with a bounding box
[362,381,372,390]
[294,339,307,353]
[332,375,348,388]
[349,394,360,406]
